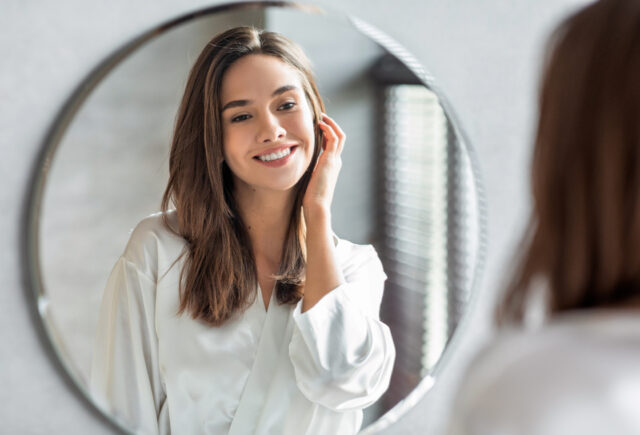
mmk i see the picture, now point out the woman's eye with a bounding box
[231,114,251,123]
[279,101,296,111]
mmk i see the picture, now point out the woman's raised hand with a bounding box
[301,113,346,310]
[302,113,345,221]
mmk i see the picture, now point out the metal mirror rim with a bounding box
[22,1,488,433]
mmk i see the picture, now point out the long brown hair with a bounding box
[499,0,640,323]
[161,27,325,325]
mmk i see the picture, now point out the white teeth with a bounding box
[257,147,291,162]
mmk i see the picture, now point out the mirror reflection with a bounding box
[36,3,482,433]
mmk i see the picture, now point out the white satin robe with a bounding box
[447,312,640,435]
[90,212,395,435]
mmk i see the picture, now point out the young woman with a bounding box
[90,27,395,435]
[448,0,640,433]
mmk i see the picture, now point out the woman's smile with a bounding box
[254,145,298,166]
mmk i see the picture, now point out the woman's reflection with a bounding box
[89,27,395,435]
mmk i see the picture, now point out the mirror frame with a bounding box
[22,1,487,433]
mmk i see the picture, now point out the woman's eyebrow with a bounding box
[221,85,299,112]
[272,84,298,97]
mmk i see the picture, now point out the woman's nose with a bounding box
[257,113,286,143]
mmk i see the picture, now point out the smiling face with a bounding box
[220,54,316,196]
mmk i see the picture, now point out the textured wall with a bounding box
[0,0,589,433]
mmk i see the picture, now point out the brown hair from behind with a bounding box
[161,27,325,326]
[498,0,640,323]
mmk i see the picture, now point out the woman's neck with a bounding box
[234,182,295,263]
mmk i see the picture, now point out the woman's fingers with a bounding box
[319,113,345,155]
[322,114,345,141]
[303,113,344,211]
[318,121,338,153]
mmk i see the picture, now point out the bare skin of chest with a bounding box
[255,256,278,311]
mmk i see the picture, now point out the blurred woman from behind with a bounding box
[449,0,640,433]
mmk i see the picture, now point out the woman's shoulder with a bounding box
[121,210,186,277]
[452,311,640,434]
[472,311,640,379]
[334,235,386,279]
[483,310,640,358]
[126,210,182,248]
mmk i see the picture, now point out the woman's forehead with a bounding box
[221,54,304,101]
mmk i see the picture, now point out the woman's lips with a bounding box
[253,146,297,167]
[253,144,296,158]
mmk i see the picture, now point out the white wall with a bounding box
[0,0,590,433]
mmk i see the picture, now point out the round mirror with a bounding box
[27,1,485,433]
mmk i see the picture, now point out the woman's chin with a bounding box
[257,173,306,192]
[246,179,302,195]
[265,181,301,193]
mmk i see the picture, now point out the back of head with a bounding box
[500,0,640,323]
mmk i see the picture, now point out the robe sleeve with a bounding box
[289,244,396,411]
[89,255,167,435]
